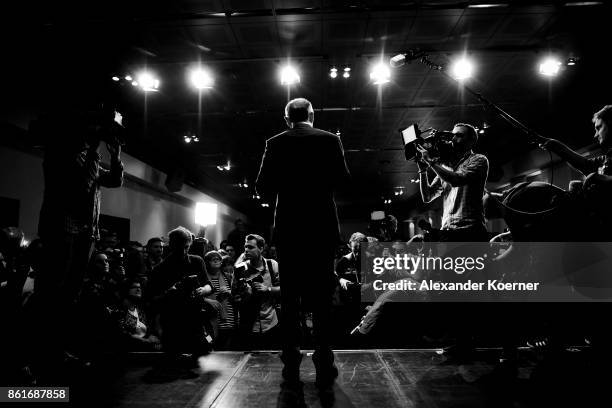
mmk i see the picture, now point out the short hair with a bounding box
[221,255,234,269]
[454,123,478,145]
[147,237,163,248]
[204,250,223,264]
[285,98,313,123]
[593,105,612,125]
[349,232,367,244]
[168,226,193,244]
[246,233,266,249]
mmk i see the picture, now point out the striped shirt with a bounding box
[209,274,236,330]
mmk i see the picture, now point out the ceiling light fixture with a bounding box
[136,71,160,92]
[190,68,214,90]
[450,57,474,81]
[539,58,562,77]
[330,67,338,79]
[370,62,391,85]
[280,65,300,85]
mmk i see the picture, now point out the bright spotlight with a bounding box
[451,57,474,80]
[195,202,217,226]
[112,76,120,82]
[539,58,562,77]
[369,62,390,85]
[190,68,214,90]
[125,75,133,81]
[136,71,160,92]
[330,67,338,79]
[280,65,300,85]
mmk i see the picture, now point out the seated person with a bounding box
[110,279,161,351]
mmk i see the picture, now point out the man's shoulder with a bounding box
[268,127,339,141]
[465,152,489,166]
[263,257,279,270]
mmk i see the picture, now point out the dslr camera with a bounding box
[399,123,455,163]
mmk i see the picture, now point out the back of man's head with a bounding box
[285,98,314,123]
[168,226,193,246]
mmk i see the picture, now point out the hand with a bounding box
[216,287,232,300]
[416,145,433,164]
[195,286,207,297]
[537,137,553,150]
[584,172,612,195]
[251,282,268,293]
[339,278,351,290]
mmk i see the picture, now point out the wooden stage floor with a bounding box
[86,347,604,408]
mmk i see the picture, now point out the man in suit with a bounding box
[256,98,350,389]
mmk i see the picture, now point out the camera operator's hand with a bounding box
[416,145,434,165]
[339,278,351,290]
[251,282,269,293]
[195,285,211,297]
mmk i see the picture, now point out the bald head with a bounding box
[284,98,314,126]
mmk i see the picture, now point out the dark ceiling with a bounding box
[2,0,611,223]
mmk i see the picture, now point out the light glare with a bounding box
[451,58,474,80]
[136,71,160,92]
[190,68,214,89]
[280,65,300,85]
[195,203,217,226]
[539,58,562,76]
[370,62,391,85]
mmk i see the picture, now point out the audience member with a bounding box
[233,234,280,350]
[204,251,237,350]
[148,226,215,361]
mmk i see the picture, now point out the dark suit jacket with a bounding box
[256,123,350,245]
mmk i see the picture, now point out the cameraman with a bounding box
[416,123,489,242]
[232,234,280,350]
[31,104,124,380]
[148,227,215,361]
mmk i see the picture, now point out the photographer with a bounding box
[416,123,489,242]
[31,103,124,381]
[232,234,280,350]
[148,227,215,362]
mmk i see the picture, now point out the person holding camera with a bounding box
[31,104,124,381]
[232,234,280,350]
[148,227,215,363]
[416,123,489,242]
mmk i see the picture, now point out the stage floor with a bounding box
[100,348,554,408]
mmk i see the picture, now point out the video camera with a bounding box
[29,102,126,148]
[399,124,455,163]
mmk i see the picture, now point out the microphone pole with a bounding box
[403,51,546,145]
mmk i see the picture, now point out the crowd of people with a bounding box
[1,97,610,391]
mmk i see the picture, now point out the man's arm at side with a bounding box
[255,139,277,200]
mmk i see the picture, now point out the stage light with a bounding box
[539,58,562,77]
[450,57,474,81]
[184,136,192,143]
[217,160,231,171]
[190,68,214,90]
[136,71,160,92]
[343,67,351,78]
[112,76,120,81]
[567,57,577,66]
[370,62,391,85]
[280,65,300,85]
[330,67,338,79]
[131,81,138,87]
[195,202,217,226]
[261,203,270,208]
[125,75,133,81]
